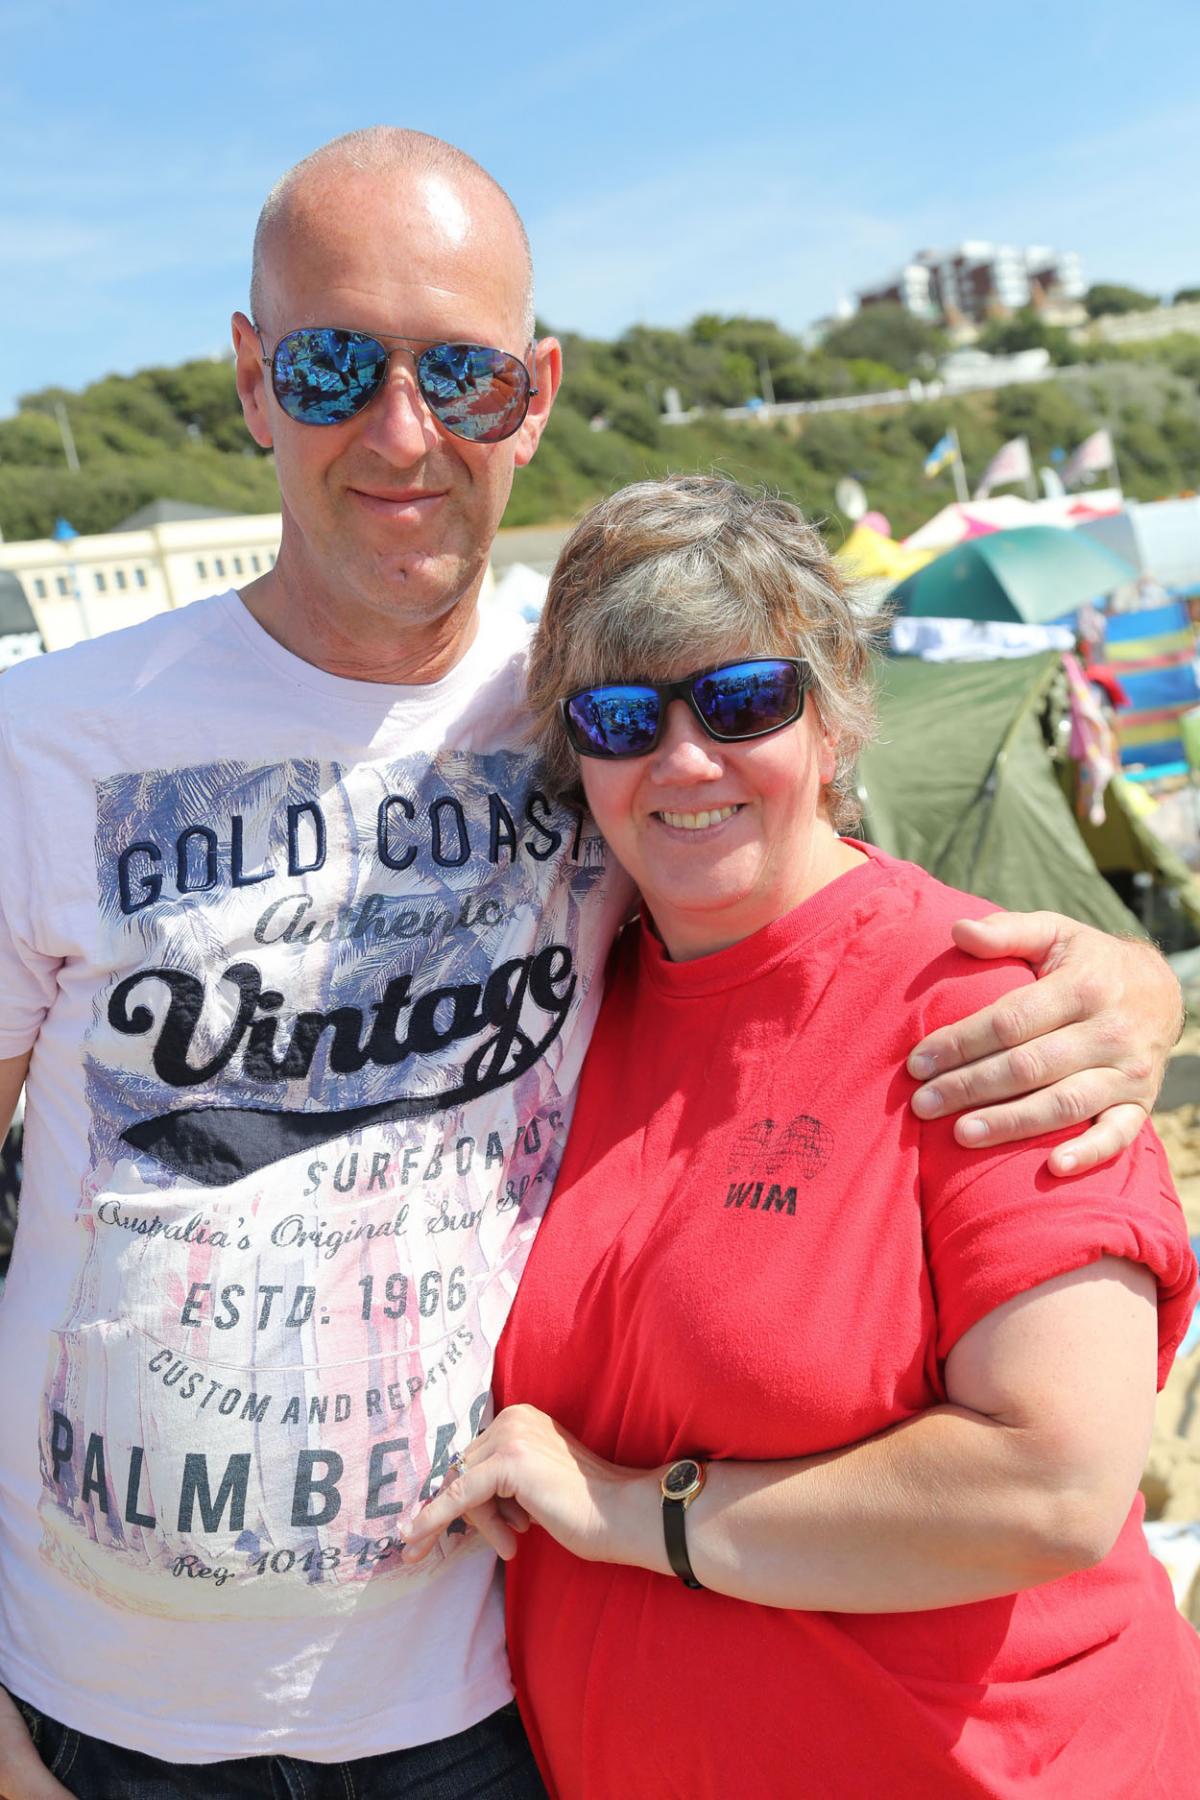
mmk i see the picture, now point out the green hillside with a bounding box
[2,310,1197,546]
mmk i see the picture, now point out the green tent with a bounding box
[888,527,1135,624]
[857,653,1200,940]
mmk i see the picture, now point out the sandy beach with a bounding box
[1145,1018,1200,1618]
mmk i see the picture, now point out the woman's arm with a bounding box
[403,1257,1158,1611]
[908,913,1183,1175]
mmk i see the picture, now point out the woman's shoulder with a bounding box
[846,848,1037,1038]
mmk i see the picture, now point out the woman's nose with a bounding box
[648,701,724,781]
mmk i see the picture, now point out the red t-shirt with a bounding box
[494,846,1200,1799]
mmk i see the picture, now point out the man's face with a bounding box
[233,167,558,641]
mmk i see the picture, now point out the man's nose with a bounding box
[648,701,724,780]
[357,356,442,463]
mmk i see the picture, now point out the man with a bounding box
[0,129,1181,1799]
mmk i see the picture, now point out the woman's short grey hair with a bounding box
[526,475,886,829]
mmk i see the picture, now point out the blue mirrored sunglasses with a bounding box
[562,658,812,759]
[259,325,535,443]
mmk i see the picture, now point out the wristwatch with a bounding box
[660,1457,707,1589]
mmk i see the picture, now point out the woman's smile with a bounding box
[653,803,743,833]
[579,696,858,962]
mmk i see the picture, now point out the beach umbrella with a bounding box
[904,495,1038,552]
[889,526,1136,625]
[836,525,933,585]
[1077,497,1200,591]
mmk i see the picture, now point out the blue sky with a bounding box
[2,0,1198,417]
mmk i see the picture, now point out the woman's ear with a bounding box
[811,698,840,787]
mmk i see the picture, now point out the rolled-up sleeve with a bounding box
[923,1119,1196,1388]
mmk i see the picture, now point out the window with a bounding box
[232,555,244,575]
[94,571,107,593]
[268,550,276,566]
[250,553,261,572]
[115,568,128,590]
[214,557,226,578]
[195,559,208,579]
[33,577,47,599]
[56,575,70,596]
[134,567,147,587]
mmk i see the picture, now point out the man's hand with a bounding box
[0,1688,71,1799]
[907,911,1184,1175]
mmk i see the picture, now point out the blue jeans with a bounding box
[8,1694,547,1799]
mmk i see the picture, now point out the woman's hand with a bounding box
[404,1265,1159,1613]
[401,1405,657,1570]
[908,912,1183,1173]
[0,1688,71,1800]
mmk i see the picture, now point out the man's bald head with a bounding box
[250,127,536,342]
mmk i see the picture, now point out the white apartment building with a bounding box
[0,505,282,653]
[858,242,1085,328]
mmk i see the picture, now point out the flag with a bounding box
[923,433,957,478]
[1063,429,1114,488]
[973,436,1032,500]
[52,517,78,542]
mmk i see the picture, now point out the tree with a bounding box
[146,357,258,454]
[0,410,68,468]
[977,309,1081,364]
[3,313,1193,544]
[1173,287,1200,305]
[1083,283,1159,318]
[821,305,944,376]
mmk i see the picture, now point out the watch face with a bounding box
[664,1459,701,1498]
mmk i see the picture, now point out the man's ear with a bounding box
[512,335,562,469]
[232,311,274,450]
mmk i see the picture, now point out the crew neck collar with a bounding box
[637,841,892,997]
[220,588,522,710]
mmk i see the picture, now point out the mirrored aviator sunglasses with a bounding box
[562,658,812,759]
[266,326,534,443]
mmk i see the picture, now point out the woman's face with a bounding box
[578,668,853,962]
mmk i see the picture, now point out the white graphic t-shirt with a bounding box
[0,592,630,1761]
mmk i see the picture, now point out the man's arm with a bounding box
[907,913,1183,1176]
[0,1688,72,1799]
[0,1051,68,1800]
[0,1052,30,1141]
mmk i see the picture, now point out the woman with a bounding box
[404,477,1200,1797]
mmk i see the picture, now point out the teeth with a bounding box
[659,805,739,831]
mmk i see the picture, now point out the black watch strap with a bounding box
[661,1458,706,1589]
[662,1497,702,1589]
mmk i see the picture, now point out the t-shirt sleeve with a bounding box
[922,1119,1196,1389]
[908,943,1196,1390]
[0,690,61,1056]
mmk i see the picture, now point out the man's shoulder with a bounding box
[1,593,230,726]
[443,607,536,738]
[469,606,533,690]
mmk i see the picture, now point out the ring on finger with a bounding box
[446,1450,468,1483]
